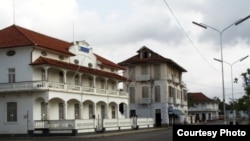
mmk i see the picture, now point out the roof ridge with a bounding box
[13,25,36,45]
[94,53,126,70]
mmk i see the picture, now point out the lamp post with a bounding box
[193,15,250,125]
[214,55,249,125]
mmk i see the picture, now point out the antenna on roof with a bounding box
[72,19,75,43]
[12,0,16,24]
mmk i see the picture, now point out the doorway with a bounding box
[155,109,161,127]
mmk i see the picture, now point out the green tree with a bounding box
[240,68,250,110]
[213,96,229,115]
[187,93,195,107]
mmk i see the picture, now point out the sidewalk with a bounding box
[191,119,250,125]
[239,119,250,125]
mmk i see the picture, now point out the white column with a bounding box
[63,70,67,83]
[105,78,108,90]
[64,102,67,119]
[93,103,97,119]
[78,73,83,85]
[93,76,96,93]
[43,67,49,81]
[63,70,67,90]
[105,79,109,118]
[116,80,119,91]
[106,103,109,119]
[45,102,49,120]
[93,76,96,87]
[80,103,84,119]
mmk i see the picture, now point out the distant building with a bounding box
[118,46,188,126]
[187,92,219,123]
[0,24,132,135]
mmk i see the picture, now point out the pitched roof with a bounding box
[188,92,217,103]
[95,54,126,70]
[30,57,128,81]
[118,46,187,72]
[0,24,73,55]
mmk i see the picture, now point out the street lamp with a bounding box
[214,55,249,125]
[193,15,250,125]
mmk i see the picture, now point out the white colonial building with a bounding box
[118,46,188,126]
[187,92,219,124]
[0,25,153,136]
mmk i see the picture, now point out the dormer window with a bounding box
[141,51,151,59]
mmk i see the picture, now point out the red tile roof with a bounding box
[95,54,126,70]
[188,92,217,103]
[0,24,126,71]
[0,24,74,55]
[118,46,187,72]
[30,57,129,81]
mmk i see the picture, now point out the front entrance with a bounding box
[202,113,206,122]
[155,109,161,127]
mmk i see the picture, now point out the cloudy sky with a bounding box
[1,0,250,103]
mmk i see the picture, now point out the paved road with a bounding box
[73,128,172,141]
[0,127,172,141]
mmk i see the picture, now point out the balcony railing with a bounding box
[189,107,219,112]
[0,81,128,97]
[34,118,154,131]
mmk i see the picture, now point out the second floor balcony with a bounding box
[0,81,128,97]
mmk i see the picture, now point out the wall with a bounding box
[0,46,33,83]
[0,93,34,134]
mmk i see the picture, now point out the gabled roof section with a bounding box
[0,24,74,55]
[95,54,126,70]
[136,46,151,53]
[30,57,129,81]
[118,46,187,72]
[188,92,217,103]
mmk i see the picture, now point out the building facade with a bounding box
[118,46,188,126]
[0,25,140,135]
[187,92,219,124]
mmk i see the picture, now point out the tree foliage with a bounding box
[232,68,250,111]
[187,93,195,107]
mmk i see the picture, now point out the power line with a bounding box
[185,80,221,89]
[163,0,218,71]
[186,80,246,90]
